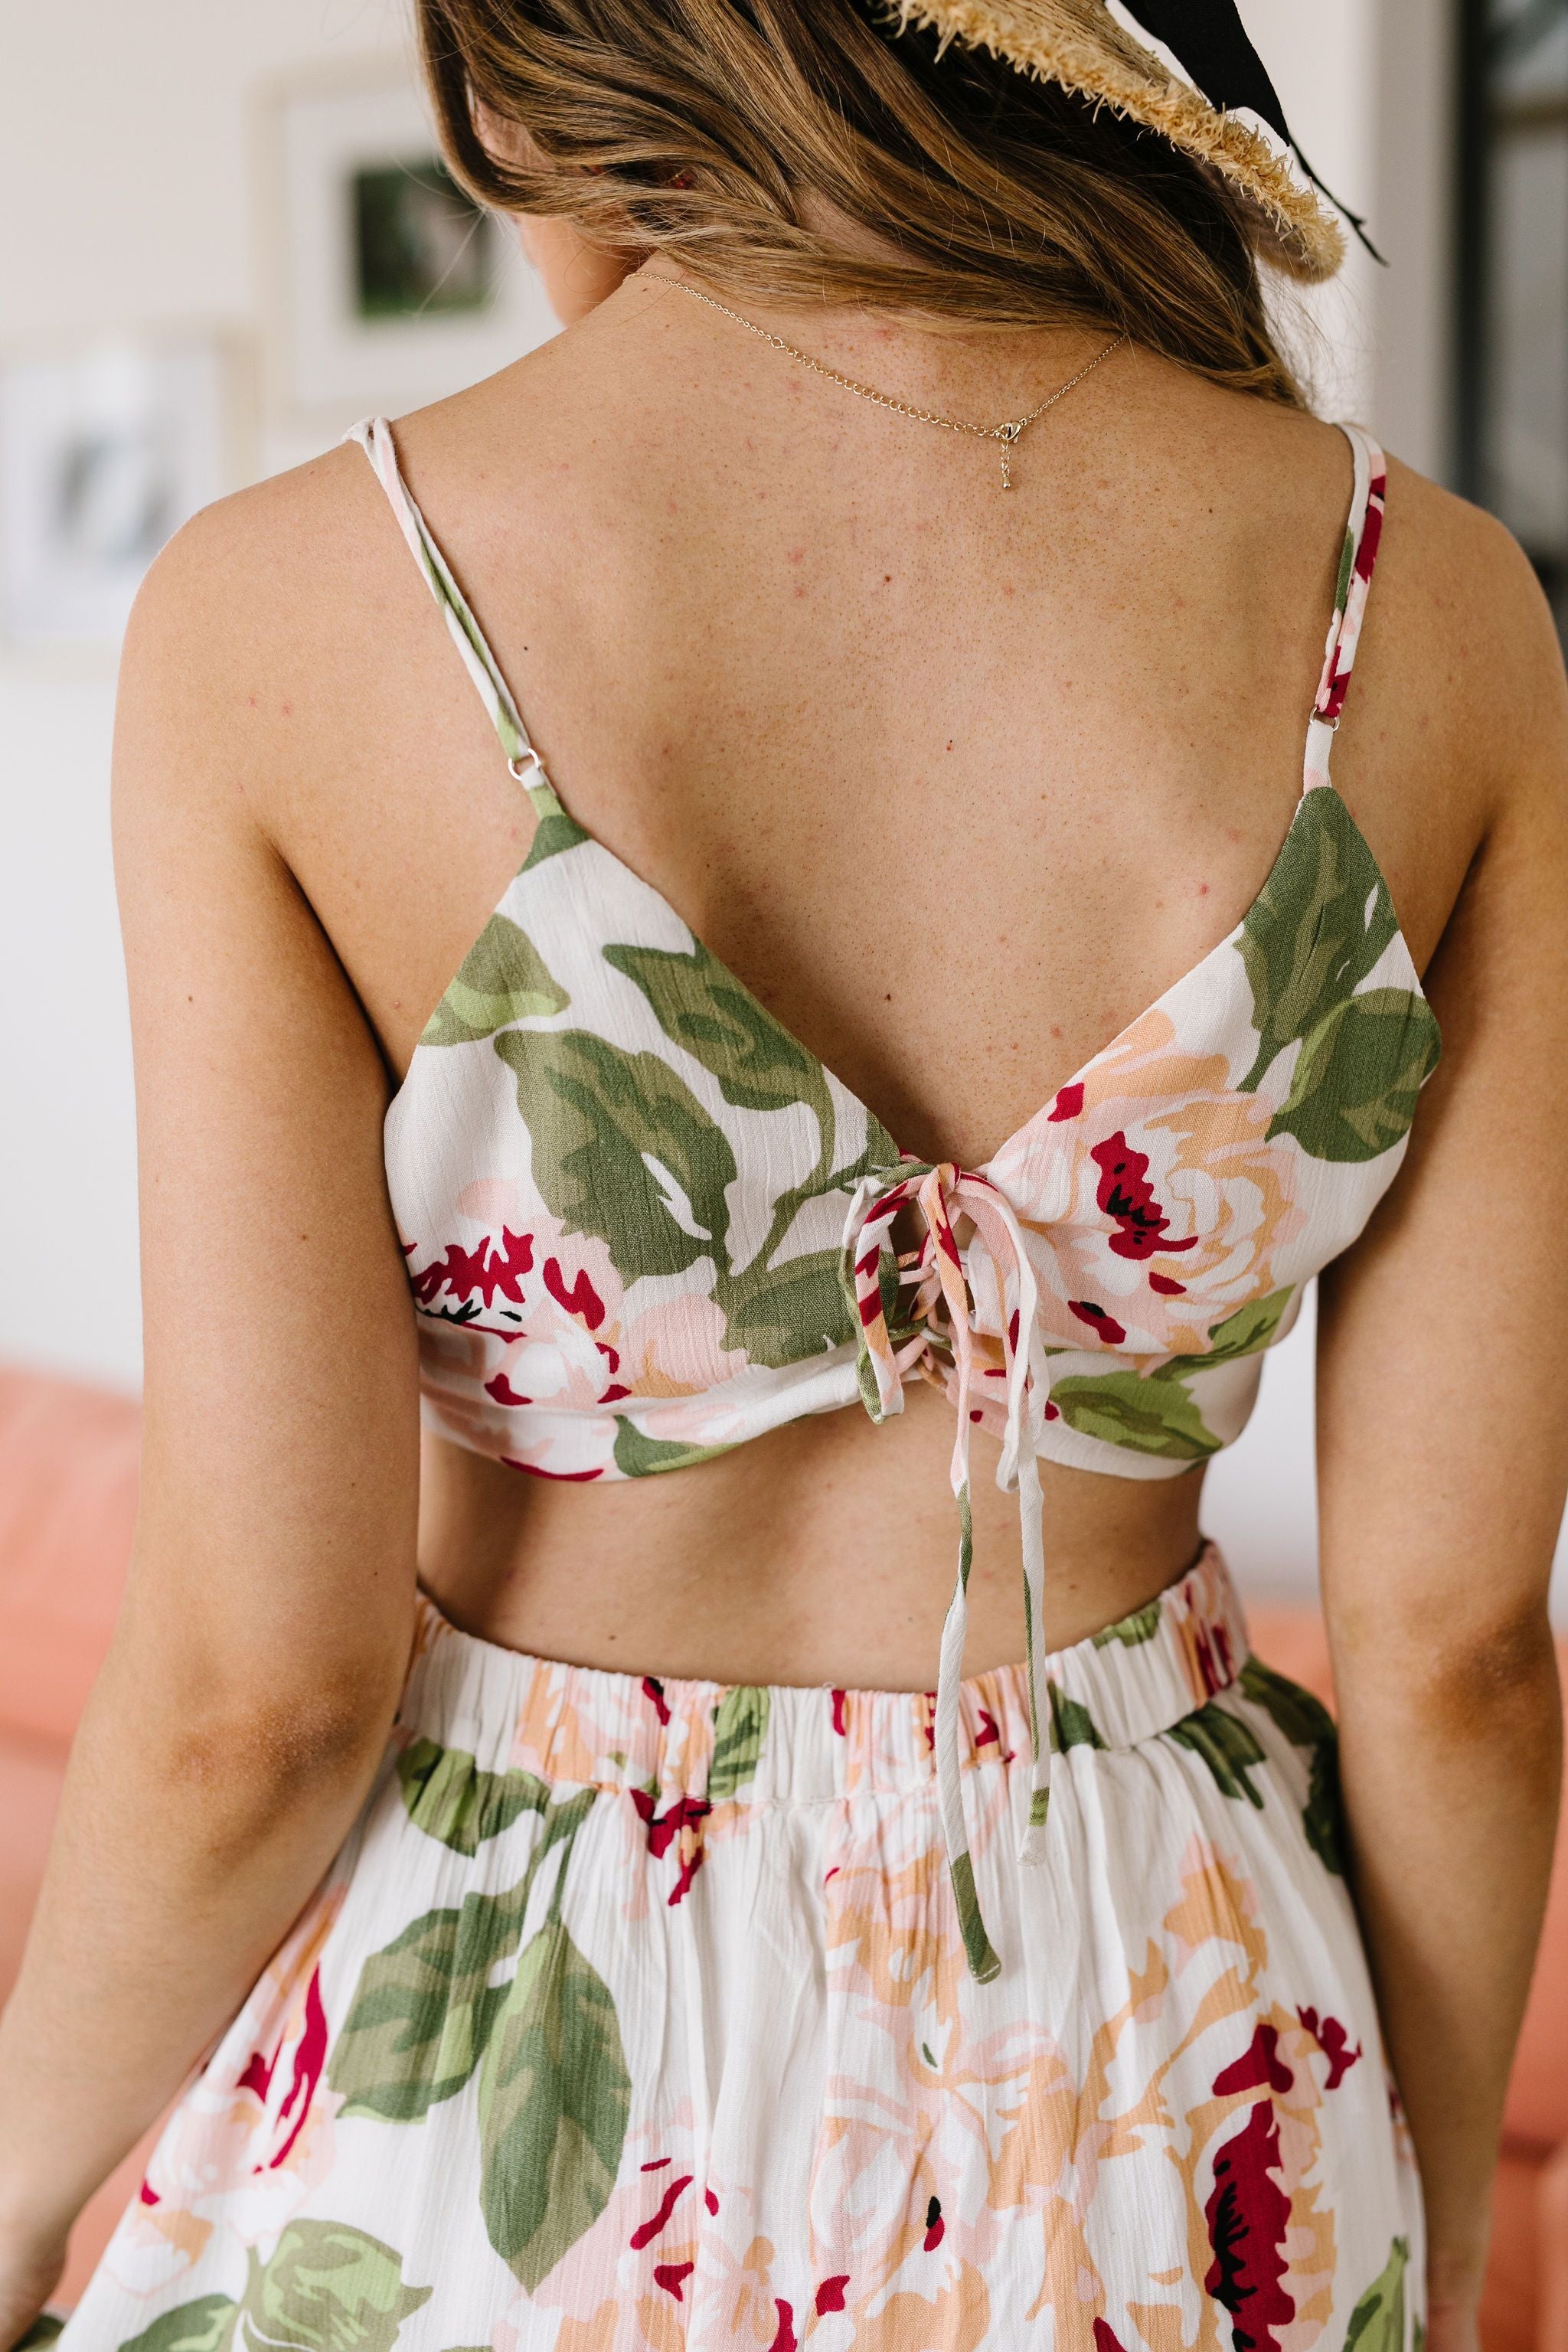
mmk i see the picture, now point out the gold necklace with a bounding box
[672,280,1125,492]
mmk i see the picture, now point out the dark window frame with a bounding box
[1454,0,1568,636]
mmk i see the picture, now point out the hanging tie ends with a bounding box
[842,1160,1060,1984]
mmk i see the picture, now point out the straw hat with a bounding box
[892,0,1362,281]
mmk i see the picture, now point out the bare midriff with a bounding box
[416,1380,1205,1690]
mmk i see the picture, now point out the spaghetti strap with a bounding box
[346,416,553,797]
[1303,422,1387,794]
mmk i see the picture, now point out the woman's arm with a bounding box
[0,498,423,2346]
[1317,520,1568,2344]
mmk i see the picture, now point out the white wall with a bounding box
[0,0,413,1390]
[2,0,1559,1612]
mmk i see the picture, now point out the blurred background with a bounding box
[1,0,1566,2337]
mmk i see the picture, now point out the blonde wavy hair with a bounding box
[415,0,1304,405]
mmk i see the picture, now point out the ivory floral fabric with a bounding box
[365,417,1437,1494]
[54,1552,1425,2351]
[355,414,1439,1985]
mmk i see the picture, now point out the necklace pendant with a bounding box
[998,418,1023,493]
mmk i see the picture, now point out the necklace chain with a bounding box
[672,281,1125,491]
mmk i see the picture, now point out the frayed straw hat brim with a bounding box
[892,0,1346,281]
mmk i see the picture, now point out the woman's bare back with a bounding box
[193,266,1505,1682]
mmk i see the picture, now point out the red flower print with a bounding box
[1192,1621,1233,1698]
[138,2179,159,2207]
[923,2196,945,2252]
[237,2045,275,2102]
[974,1710,1014,1762]
[412,1226,534,1310]
[1149,1272,1187,1296]
[1048,1082,1085,1122]
[232,1966,328,2170]
[1070,1299,1129,1347]
[544,1256,606,1329]
[501,1459,603,1481]
[815,2276,851,2314]
[769,2305,797,2352]
[629,2173,692,2249]
[1213,2024,1292,2099]
[1297,2007,1363,2091]
[642,1676,671,1726]
[270,1969,328,2168]
[1094,2325,1132,2352]
[830,1690,848,1736]
[1204,2100,1295,2351]
[1091,1132,1200,1262]
[484,1373,531,1407]
[632,1789,710,1903]
[654,2262,694,2300]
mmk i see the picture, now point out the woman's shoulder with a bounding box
[118,407,485,848]
[1368,451,1566,825]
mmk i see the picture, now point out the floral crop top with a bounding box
[353,416,1439,1980]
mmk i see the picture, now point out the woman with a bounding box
[2,3,1563,2345]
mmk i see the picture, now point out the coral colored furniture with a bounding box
[1,1361,1565,2338]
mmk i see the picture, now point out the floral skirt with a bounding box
[60,1543,1423,2351]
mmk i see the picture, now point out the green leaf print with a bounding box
[1092,1596,1163,1648]
[330,1789,597,2123]
[707,1684,770,1802]
[328,1876,530,2122]
[1238,1655,1334,1748]
[1237,788,1400,1093]
[1049,1366,1222,1462]
[1240,1658,1345,1875]
[495,1029,738,1281]
[397,1737,550,1856]
[237,2222,432,2352]
[1267,987,1441,1163]
[603,939,909,1364]
[1332,521,1357,616]
[117,2303,235,2352]
[420,915,569,1047]
[478,1919,632,2291]
[1168,1703,1268,1806]
[1047,1684,1106,1751]
[948,1849,1001,1984]
[717,1249,859,1370]
[603,939,821,1113]
[521,793,590,869]
[1169,1288,1295,1374]
[1344,2236,1410,2352]
[612,1420,733,1477]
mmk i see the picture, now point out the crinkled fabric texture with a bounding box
[60,1548,1424,2350]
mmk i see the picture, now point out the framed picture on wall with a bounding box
[0,335,240,650]
[260,63,559,436]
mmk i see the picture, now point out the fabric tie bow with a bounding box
[840,1159,1057,1983]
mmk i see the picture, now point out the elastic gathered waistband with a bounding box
[400,1540,1248,1808]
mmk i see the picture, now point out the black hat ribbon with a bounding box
[1116,0,1383,260]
